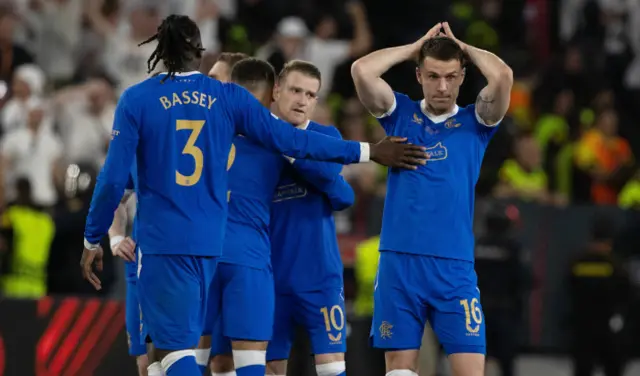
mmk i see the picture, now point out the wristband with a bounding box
[84,238,100,251]
[110,235,124,248]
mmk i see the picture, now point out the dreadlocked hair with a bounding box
[139,15,205,82]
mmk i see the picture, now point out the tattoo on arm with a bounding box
[476,92,501,125]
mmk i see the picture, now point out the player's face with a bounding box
[416,57,464,114]
[208,62,231,82]
[273,71,320,126]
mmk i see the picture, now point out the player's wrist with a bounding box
[110,235,125,248]
[83,238,100,251]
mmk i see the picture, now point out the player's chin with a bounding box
[289,110,307,125]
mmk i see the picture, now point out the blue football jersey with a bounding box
[377,92,499,262]
[270,122,354,293]
[84,72,367,257]
[221,135,286,269]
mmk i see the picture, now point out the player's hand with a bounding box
[442,22,466,51]
[370,136,428,170]
[413,23,443,50]
[112,236,136,262]
[81,246,104,291]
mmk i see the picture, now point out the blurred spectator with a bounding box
[494,134,551,204]
[0,176,54,299]
[257,1,372,98]
[568,214,630,376]
[0,63,47,133]
[48,162,115,296]
[0,97,63,208]
[534,89,574,161]
[85,0,162,93]
[476,202,531,376]
[0,4,33,100]
[574,109,634,205]
[52,77,115,168]
[618,170,640,210]
[18,0,83,87]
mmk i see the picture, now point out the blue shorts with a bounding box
[125,280,147,356]
[204,263,275,356]
[370,251,485,355]
[137,251,217,351]
[267,288,346,361]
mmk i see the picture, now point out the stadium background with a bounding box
[1,0,640,374]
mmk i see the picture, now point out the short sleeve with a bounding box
[471,104,499,144]
[374,91,411,136]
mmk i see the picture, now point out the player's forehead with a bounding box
[208,62,231,82]
[281,71,320,94]
[421,57,463,75]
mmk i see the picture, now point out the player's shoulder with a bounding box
[456,103,478,118]
[307,121,342,138]
[119,76,163,104]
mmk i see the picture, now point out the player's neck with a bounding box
[424,102,456,116]
[420,99,459,123]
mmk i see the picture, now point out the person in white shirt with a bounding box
[53,77,115,168]
[257,2,372,98]
[1,64,49,133]
[85,0,161,94]
[0,97,63,208]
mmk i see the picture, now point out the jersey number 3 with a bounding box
[174,119,236,189]
[176,120,205,186]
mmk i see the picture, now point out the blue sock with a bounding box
[162,350,201,375]
[233,350,266,376]
[337,372,346,376]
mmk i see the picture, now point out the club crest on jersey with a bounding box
[445,118,461,129]
[425,142,448,161]
[411,113,423,124]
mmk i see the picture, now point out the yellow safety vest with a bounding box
[2,205,55,298]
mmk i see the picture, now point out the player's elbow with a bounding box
[350,59,370,82]
[331,188,355,211]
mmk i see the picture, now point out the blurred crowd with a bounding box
[0,0,638,297]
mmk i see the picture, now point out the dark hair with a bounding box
[278,60,321,85]
[139,15,204,82]
[417,36,465,66]
[231,58,276,91]
[217,52,250,68]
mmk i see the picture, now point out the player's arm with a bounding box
[442,22,513,126]
[107,178,136,262]
[285,127,355,210]
[351,24,443,119]
[289,157,355,210]
[84,91,139,251]
[107,192,131,241]
[225,83,427,169]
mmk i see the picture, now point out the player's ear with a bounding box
[273,84,280,101]
[460,67,466,85]
[415,67,423,85]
